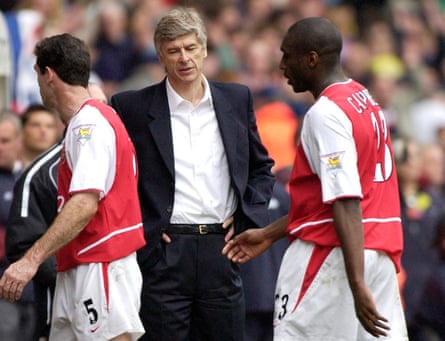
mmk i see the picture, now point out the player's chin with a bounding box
[291,82,304,93]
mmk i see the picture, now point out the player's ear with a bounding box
[306,51,319,68]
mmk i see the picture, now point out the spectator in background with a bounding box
[341,39,372,85]
[92,0,141,98]
[0,110,22,256]
[0,110,35,341]
[0,11,12,110]
[437,125,445,154]
[204,1,243,79]
[19,104,59,169]
[417,216,445,339]
[3,6,44,113]
[409,89,445,145]
[393,136,443,340]
[13,0,65,37]
[116,0,167,91]
[7,141,61,341]
[4,0,67,113]
[238,38,281,96]
[419,142,445,200]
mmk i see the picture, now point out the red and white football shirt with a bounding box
[287,79,403,270]
[56,99,145,271]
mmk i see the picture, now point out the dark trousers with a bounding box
[245,312,274,341]
[139,233,245,341]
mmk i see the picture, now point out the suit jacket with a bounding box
[111,78,275,269]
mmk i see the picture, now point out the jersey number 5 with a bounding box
[83,298,99,324]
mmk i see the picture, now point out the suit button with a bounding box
[166,206,172,213]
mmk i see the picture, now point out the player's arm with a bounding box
[0,191,99,301]
[332,198,389,338]
[223,214,288,263]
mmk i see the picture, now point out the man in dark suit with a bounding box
[111,6,275,341]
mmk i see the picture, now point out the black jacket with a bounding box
[6,142,62,287]
[111,79,275,269]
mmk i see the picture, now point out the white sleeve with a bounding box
[301,96,362,203]
[65,105,116,199]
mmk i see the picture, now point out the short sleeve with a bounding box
[301,96,362,203]
[65,105,116,198]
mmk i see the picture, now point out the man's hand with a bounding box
[162,232,171,243]
[222,228,272,263]
[223,216,235,242]
[353,282,390,337]
[0,257,38,301]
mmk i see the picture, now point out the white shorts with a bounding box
[274,240,408,341]
[49,252,145,341]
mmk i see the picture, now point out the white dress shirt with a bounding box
[166,77,237,224]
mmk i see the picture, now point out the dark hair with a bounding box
[34,33,90,87]
[21,103,57,126]
[0,109,22,135]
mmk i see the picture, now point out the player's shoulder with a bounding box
[309,96,344,120]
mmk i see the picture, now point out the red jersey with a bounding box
[287,79,403,271]
[56,99,145,271]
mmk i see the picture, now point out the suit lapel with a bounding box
[145,81,241,178]
[211,84,240,171]
[146,81,175,176]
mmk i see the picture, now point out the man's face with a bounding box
[157,32,207,87]
[22,111,58,154]
[279,36,308,93]
[0,120,21,171]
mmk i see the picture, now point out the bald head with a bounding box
[280,17,346,97]
[284,17,342,59]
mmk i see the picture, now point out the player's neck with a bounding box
[57,87,91,123]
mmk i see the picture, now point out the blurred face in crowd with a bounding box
[22,110,58,155]
[157,32,207,88]
[396,139,422,183]
[421,143,445,188]
[0,120,21,171]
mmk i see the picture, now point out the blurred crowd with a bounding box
[1,0,445,340]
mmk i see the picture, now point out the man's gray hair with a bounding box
[154,7,207,55]
[0,109,22,136]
